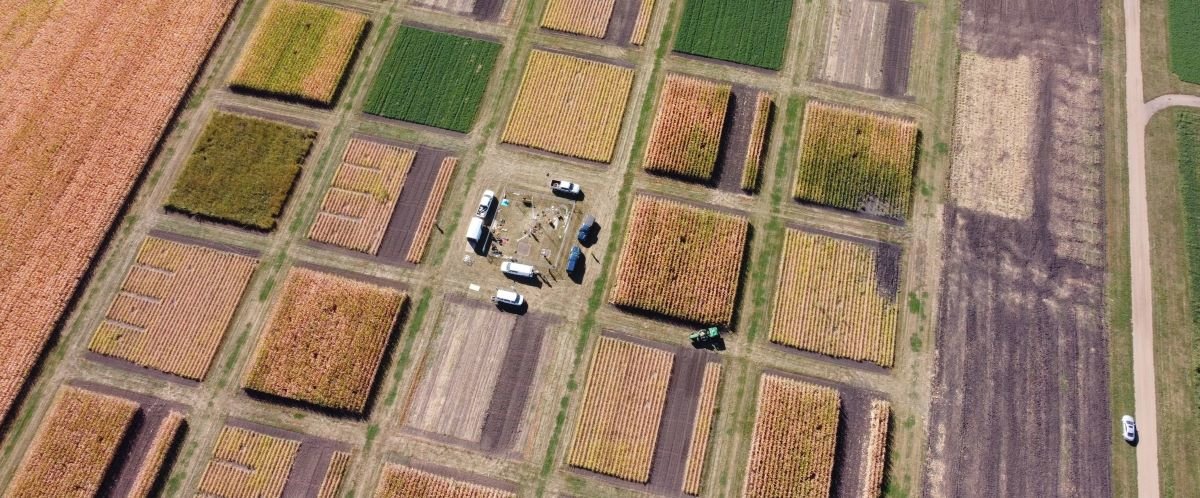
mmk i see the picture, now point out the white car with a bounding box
[492,289,525,307]
[1121,415,1137,443]
[475,190,496,218]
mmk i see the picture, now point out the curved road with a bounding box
[1124,0,1200,496]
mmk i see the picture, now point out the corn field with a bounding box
[502,50,634,162]
[374,465,516,498]
[630,0,657,45]
[407,157,459,264]
[89,236,259,380]
[860,400,891,498]
[770,229,898,367]
[128,411,185,498]
[317,451,353,498]
[611,195,748,325]
[541,0,617,38]
[743,374,840,498]
[792,100,918,219]
[6,386,139,498]
[644,74,731,180]
[742,92,773,191]
[682,362,722,495]
[229,0,367,104]
[310,139,416,254]
[243,267,405,413]
[568,336,674,483]
[198,426,300,498]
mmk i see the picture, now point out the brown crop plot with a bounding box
[610,195,748,325]
[128,411,184,498]
[860,400,891,498]
[243,267,406,413]
[541,0,617,38]
[375,464,516,498]
[5,385,138,498]
[820,0,915,96]
[0,0,236,425]
[568,336,674,483]
[770,228,900,367]
[198,425,300,498]
[309,139,417,254]
[743,374,840,498]
[630,0,656,45]
[89,236,259,380]
[644,74,732,181]
[318,452,352,498]
[407,157,458,264]
[682,363,722,495]
[742,92,772,191]
[502,50,634,163]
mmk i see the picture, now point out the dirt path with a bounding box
[1123,0,1200,494]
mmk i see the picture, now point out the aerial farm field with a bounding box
[0,0,1122,497]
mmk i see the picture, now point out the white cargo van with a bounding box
[500,261,538,278]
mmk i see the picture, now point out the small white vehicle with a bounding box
[492,289,525,307]
[476,190,496,218]
[501,261,538,278]
[550,179,581,196]
[1121,415,1138,443]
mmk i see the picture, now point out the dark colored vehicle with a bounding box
[566,246,583,274]
[577,215,596,242]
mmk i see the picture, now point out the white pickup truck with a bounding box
[550,180,581,196]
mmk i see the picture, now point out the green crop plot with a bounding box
[1169,0,1200,83]
[674,0,793,70]
[166,113,315,230]
[364,26,502,133]
[228,0,367,105]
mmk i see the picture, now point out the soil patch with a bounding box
[711,85,758,194]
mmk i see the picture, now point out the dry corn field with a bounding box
[406,157,459,264]
[374,465,516,498]
[502,50,634,162]
[742,92,773,191]
[682,362,722,496]
[630,0,656,45]
[198,425,301,498]
[860,400,891,498]
[318,451,353,498]
[6,386,139,498]
[228,0,367,105]
[770,229,899,367]
[0,0,236,425]
[644,74,731,180]
[243,267,405,413]
[128,411,185,498]
[793,101,918,219]
[89,236,258,380]
[309,139,416,254]
[541,0,617,38]
[743,375,840,498]
[568,336,674,483]
[949,51,1040,220]
[611,196,748,325]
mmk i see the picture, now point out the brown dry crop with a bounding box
[89,236,259,380]
[6,386,139,498]
[568,336,674,483]
[501,50,634,162]
[318,451,353,498]
[309,139,416,254]
[860,399,891,498]
[630,0,657,45]
[374,465,515,498]
[770,229,899,367]
[644,74,731,181]
[198,425,300,498]
[541,0,617,38]
[682,362,722,495]
[742,374,840,498]
[243,267,405,413]
[742,92,773,191]
[406,157,459,264]
[0,0,237,425]
[610,195,748,325]
[128,411,185,498]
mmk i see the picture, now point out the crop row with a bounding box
[309,139,416,254]
[742,92,773,191]
[318,451,353,498]
[129,411,185,498]
[861,399,892,498]
[743,374,839,498]
[407,157,459,264]
[682,362,722,495]
[630,0,657,45]
[375,465,515,498]
[89,236,259,380]
[198,426,300,498]
[569,336,674,483]
[644,74,731,181]
[541,0,616,38]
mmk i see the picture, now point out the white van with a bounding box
[466,217,485,249]
[475,190,496,219]
[500,261,538,278]
[492,289,525,307]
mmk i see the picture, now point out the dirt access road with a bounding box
[1123,0,1200,495]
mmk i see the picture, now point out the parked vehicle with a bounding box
[690,327,720,346]
[492,289,525,307]
[476,190,496,218]
[576,215,596,242]
[501,261,538,278]
[566,246,583,274]
[465,217,485,250]
[1121,415,1137,443]
[550,180,581,196]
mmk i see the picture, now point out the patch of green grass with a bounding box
[674,0,793,70]
[382,288,431,408]
[1169,0,1200,84]
[166,113,314,231]
[909,333,922,352]
[364,26,501,133]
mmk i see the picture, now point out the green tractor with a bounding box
[690,327,720,346]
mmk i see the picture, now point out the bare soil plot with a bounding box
[959,0,1101,52]
[820,0,915,97]
[403,295,550,455]
[375,462,517,497]
[411,0,507,22]
[198,418,351,498]
[540,0,653,46]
